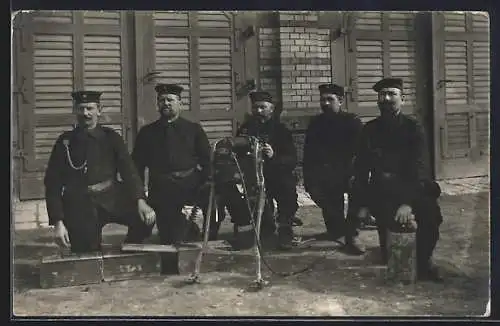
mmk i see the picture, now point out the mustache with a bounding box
[379,101,395,105]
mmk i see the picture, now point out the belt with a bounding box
[152,167,196,180]
[87,179,115,193]
[370,172,398,184]
[64,179,115,194]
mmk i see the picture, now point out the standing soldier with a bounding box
[352,78,444,282]
[131,84,212,245]
[44,91,156,253]
[303,84,366,255]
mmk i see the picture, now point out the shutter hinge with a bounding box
[13,149,26,159]
[14,77,29,104]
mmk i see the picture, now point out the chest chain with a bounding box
[62,139,88,174]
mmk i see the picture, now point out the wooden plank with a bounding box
[121,243,187,252]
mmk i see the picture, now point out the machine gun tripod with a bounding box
[186,136,269,288]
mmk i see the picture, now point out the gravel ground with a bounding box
[12,192,490,317]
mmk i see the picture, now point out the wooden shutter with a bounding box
[433,12,490,179]
[348,12,418,120]
[354,39,383,117]
[152,11,237,138]
[199,36,232,111]
[83,34,124,135]
[198,35,234,143]
[18,11,133,200]
[32,33,75,168]
[154,35,191,111]
[443,40,469,157]
[200,120,233,144]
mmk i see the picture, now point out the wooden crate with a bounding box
[101,249,162,282]
[39,252,103,289]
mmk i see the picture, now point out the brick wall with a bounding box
[259,27,281,108]
[278,13,332,113]
[257,12,335,183]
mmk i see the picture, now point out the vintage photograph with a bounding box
[11,10,490,317]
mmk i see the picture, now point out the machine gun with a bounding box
[187,135,269,288]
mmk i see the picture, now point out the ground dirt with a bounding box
[12,192,490,317]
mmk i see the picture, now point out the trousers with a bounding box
[369,192,443,268]
[62,186,153,253]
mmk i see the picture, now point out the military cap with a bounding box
[249,91,273,103]
[155,83,184,96]
[318,83,345,97]
[71,91,103,104]
[372,78,403,92]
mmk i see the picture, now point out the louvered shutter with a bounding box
[199,37,232,111]
[199,35,234,143]
[18,12,76,199]
[349,12,418,120]
[434,12,489,179]
[18,11,132,199]
[200,120,233,144]
[152,11,236,141]
[443,40,469,157]
[472,40,489,154]
[83,34,124,135]
[154,36,191,111]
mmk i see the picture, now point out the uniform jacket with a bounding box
[351,113,432,208]
[44,125,145,226]
[303,111,364,193]
[131,117,211,186]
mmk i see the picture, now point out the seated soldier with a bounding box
[352,78,444,282]
[208,91,301,250]
[44,91,155,253]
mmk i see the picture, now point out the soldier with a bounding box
[131,84,211,245]
[44,91,156,253]
[236,90,300,250]
[303,83,366,255]
[352,78,444,282]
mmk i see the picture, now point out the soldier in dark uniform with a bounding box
[44,91,156,253]
[352,78,444,282]
[303,83,365,255]
[131,84,211,245]
[235,91,300,249]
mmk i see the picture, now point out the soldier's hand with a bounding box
[54,221,70,248]
[395,204,413,225]
[357,207,370,220]
[138,199,156,226]
[262,143,274,158]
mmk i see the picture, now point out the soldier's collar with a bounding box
[159,115,180,126]
[74,125,106,139]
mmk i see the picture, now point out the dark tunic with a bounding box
[303,111,364,194]
[132,117,211,185]
[44,125,146,226]
[352,113,432,208]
